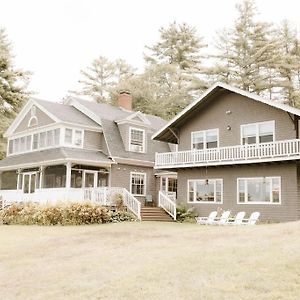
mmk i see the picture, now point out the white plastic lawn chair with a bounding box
[241,212,260,225]
[211,210,231,225]
[225,211,246,226]
[195,211,218,225]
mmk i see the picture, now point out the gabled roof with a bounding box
[115,111,151,126]
[67,97,170,161]
[152,82,300,143]
[5,98,101,136]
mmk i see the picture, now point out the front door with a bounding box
[160,176,177,200]
[83,171,98,188]
[22,172,37,194]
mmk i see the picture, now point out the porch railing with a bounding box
[84,187,141,220]
[158,191,176,220]
[155,139,300,168]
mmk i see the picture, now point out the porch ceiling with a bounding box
[0,148,113,170]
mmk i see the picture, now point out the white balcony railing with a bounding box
[155,139,300,169]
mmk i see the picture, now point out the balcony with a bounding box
[155,139,300,169]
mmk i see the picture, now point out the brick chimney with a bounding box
[118,91,132,111]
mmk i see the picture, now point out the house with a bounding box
[153,82,300,222]
[0,92,175,220]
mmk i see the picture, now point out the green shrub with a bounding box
[176,204,197,223]
[0,202,136,226]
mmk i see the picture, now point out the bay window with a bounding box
[237,177,281,204]
[188,179,223,203]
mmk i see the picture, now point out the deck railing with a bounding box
[155,139,300,168]
[158,191,176,220]
[84,187,141,220]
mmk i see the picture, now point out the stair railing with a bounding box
[158,191,176,220]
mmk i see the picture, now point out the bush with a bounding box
[0,202,136,226]
[176,204,197,223]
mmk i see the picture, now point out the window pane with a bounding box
[14,139,19,153]
[26,135,32,151]
[131,173,145,195]
[272,178,280,203]
[195,180,215,202]
[65,129,73,144]
[39,132,46,148]
[192,132,204,149]
[47,130,54,147]
[20,137,26,152]
[243,124,256,136]
[130,129,144,152]
[54,129,60,145]
[247,178,270,202]
[259,122,274,135]
[33,134,39,150]
[238,179,246,203]
[188,181,194,202]
[74,130,83,146]
[8,140,13,154]
[215,180,222,202]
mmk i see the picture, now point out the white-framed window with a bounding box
[129,127,145,153]
[241,121,275,145]
[191,129,219,150]
[8,128,61,155]
[64,128,83,147]
[188,179,223,203]
[237,177,281,204]
[65,128,73,144]
[130,172,146,196]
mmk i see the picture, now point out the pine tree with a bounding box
[212,0,279,97]
[72,56,135,103]
[0,28,30,158]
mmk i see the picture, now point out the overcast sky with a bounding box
[1,0,300,101]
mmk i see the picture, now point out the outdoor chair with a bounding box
[225,211,246,225]
[145,194,153,206]
[241,212,260,225]
[211,210,231,225]
[195,211,218,225]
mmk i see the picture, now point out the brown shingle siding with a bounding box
[177,162,299,222]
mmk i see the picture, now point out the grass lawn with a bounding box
[1,221,300,300]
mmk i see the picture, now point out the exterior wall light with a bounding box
[227,125,231,131]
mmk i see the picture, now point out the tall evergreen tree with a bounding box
[72,56,135,103]
[0,28,30,158]
[211,0,279,98]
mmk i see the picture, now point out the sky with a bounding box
[1,0,300,102]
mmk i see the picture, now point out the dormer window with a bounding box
[129,127,145,153]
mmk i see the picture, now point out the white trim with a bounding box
[112,157,154,167]
[237,176,281,205]
[66,97,102,126]
[130,171,147,196]
[191,128,219,150]
[240,120,275,145]
[129,126,146,153]
[27,116,38,128]
[0,157,112,171]
[152,82,300,141]
[83,170,98,188]
[187,178,223,204]
[116,111,151,126]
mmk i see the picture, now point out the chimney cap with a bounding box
[119,90,131,95]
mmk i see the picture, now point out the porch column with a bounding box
[66,162,72,189]
[39,166,44,189]
[17,169,21,190]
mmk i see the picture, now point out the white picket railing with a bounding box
[84,187,141,220]
[158,191,176,220]
[155,139,300,168]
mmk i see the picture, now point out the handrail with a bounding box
[158,191,176,220]
[155,139,300,168]
[83,187,141,220]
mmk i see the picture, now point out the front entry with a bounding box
[160,176,177,200]
[22,172,37,194]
